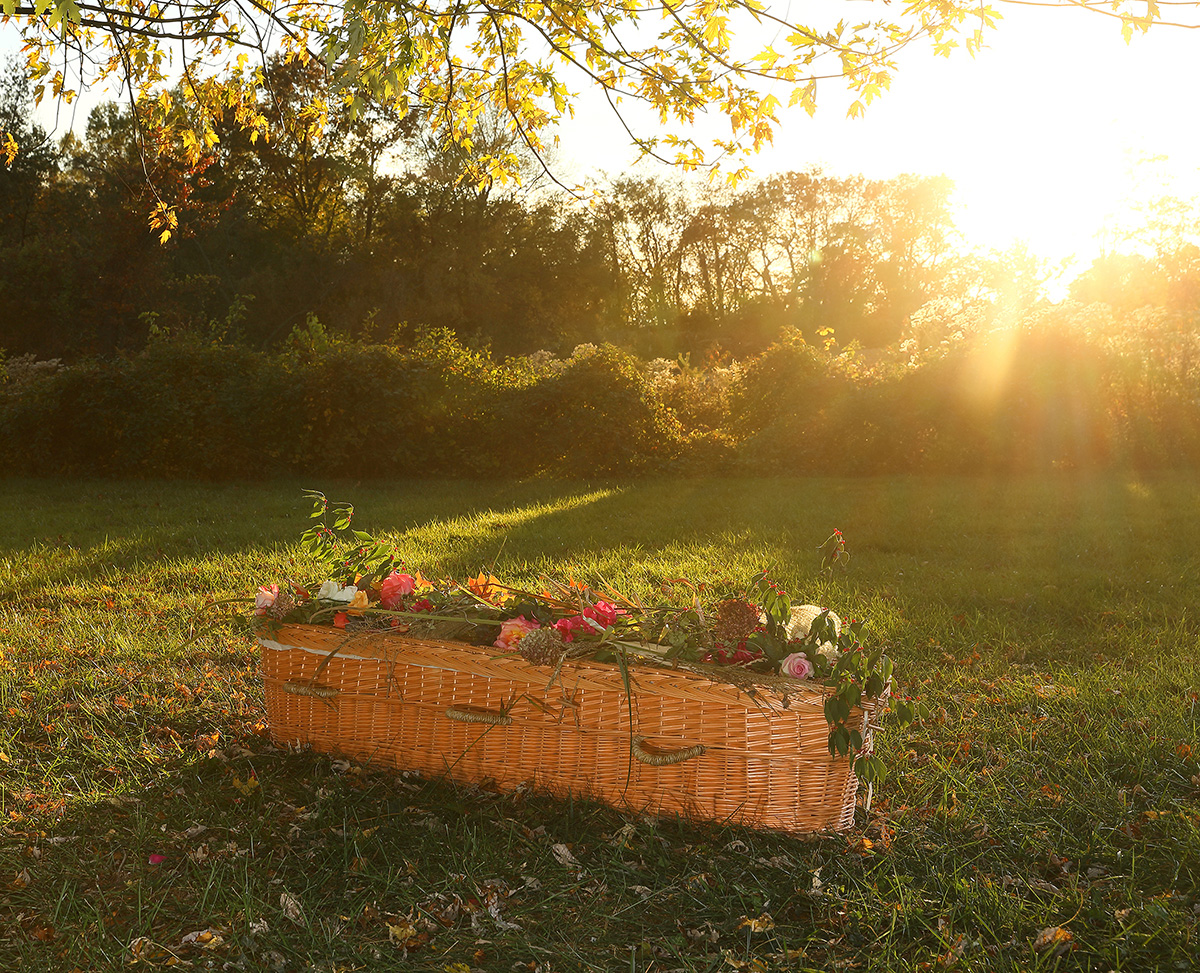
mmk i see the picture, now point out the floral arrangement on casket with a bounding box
[250,493,926,787]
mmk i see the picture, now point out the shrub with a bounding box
[644,355,742,435]
[0,341,284,477]
[482,343,684,475]
[892,325,1119,473]
[730,332,854,473]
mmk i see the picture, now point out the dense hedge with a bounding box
[4,310,1200,478]
[0,336,690,478]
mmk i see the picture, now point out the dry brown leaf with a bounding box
[387,919,417,943]
[722,951,768,971]
[1032,926,1072,956]
[280,891,305,926]
[740,913,775,932]
[181,928,225,950]
[551,843,580,867]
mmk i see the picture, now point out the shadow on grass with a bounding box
[1,477,862,594]
[0,728,878,973]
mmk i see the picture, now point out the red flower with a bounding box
[380,572,417,610]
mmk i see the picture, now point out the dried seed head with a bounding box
[714,598,760,645]
[269,590,296,619]
[518,626,567,667]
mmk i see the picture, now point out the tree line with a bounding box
[1,58,1013,362]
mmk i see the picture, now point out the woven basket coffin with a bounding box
[259,624,880,833]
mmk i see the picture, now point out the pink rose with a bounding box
[553,615,591,643]
[494,615,540,650]
[780,652,815,680]
[380,572,417,609]
[553,602,623,643]
[254,584,278,616]
[582,601,621,629]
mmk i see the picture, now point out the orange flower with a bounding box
[467,572,511,605]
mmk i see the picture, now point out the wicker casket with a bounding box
[259,623,881,833]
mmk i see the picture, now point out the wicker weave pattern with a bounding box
[259,624,877,833]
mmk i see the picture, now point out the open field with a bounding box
[1,475,1198,972]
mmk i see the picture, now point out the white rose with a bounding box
[316,581,358,605]
[786,604,842,658]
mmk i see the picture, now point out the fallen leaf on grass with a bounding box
[1032,926,1072,957]
[486,894,522,932]
[938,933,966,968]
[550,843,580,868]
[229,774,259,796]
[130,936,190,966]
[180,928,225,950]
[684,922,720,944]
[740,913,775,933]
[280,891,305,925]
[721,951,768,971]
[387,919,417,943]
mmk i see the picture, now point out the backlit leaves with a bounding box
[1,0,1020,188]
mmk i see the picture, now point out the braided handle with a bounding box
[631,735,706,766]
[444,707,513,727]
[283,680,339,699]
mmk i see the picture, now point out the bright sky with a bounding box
[554,5,1200,268]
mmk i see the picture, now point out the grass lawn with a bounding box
[1,475,1198,972]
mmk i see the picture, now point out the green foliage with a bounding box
[817,529,850,573]
[6,302,1200,479]
[4,0,1012,206]
[728,330,833,433]
[482,344,686,476]
[299,490,396,584]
